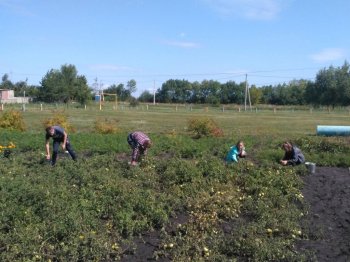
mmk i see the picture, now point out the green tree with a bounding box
[38,64,91,104]
[104,83,131,101]
[74,75,91,105]
[312,62,350,107]
[127,79,137,95]
[138,90,153,102]
[315,66,338,107]
[304,81,318,105]
[335,62,350,106]
[260,85,274,104]
[220,81,245,104]
[200,80,221,104]
[249,86,262,105]
[157,79,191,103]
[286,80,307,105]
[0,74,14,90]
[190,81,201,103]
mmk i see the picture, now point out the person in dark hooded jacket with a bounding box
[280,141,305,166]
[45,126,77,166]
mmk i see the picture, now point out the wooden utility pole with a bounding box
[244,74,252,111]
[153,80,156,105]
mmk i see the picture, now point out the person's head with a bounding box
[282,141,293,152]
[46,126,54,136]
[236,141,244,151]
[144,140,152,148]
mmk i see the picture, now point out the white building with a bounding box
[0,89,30,104]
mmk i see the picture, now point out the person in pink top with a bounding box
[127,131,152,166]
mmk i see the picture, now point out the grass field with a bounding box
[6,101,350,135]
[1,103,350,261]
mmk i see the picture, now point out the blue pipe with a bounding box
[317,125,350,136]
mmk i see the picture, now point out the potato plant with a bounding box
[1,128,349,261]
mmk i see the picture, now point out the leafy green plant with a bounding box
[0,110,26,131]
[42,110,76,133]
[187,117,224,138]
[129,97,139,107]
[94,118,120,134]
[1,126,339,261]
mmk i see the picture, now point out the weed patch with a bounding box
[0,110,26,131]
[187,117,224,138]
[42,111,76,133]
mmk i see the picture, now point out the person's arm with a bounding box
[141,140,151,155]
[131,147,140,165]
[142,148,148,156]
[45,139,50,159]
[280,151,289,165]
[232,154,238,162]
[62,131,68,150]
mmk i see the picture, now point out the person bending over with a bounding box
[127,131,152,166]
[45,125,77,166]
[280,141,305,166]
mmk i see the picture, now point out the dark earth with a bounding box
[119,166,350,262]
[297,166,350,262]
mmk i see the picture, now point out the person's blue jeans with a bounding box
[51,139,76,165]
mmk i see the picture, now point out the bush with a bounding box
[187,117,224,138]
[129,97,139,107]
[42,111,76,133]
[94,118,120,134]
[0,110,26,131]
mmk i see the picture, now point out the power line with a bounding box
[0,66,322,90]
[1,66,322,81]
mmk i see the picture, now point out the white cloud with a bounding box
[163,40,200,48]
[200,0,287,20]
[310,48,347,63]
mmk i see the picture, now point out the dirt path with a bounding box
[297,167,350,261]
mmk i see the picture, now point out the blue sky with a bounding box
[1,0,349,96]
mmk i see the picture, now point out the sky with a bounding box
[1,0,350,97]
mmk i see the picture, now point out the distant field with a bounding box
[4,102,349,137]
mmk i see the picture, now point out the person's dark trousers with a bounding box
[66,141,77,161]
[51,140,77,165]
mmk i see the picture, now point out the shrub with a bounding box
[42,111,76,133]
[187,117,224,138]
[129,97,139,107]
[0,110,26,131]
[94,118,120,134]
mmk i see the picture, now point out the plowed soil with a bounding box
[120,166,350,261]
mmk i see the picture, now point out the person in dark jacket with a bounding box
[45,125,77,166]
[280,141,305,166]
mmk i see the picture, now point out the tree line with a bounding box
[0,64,136,105]
[1,62,350,107]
